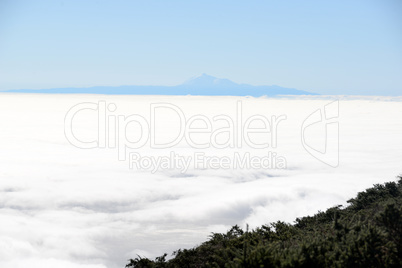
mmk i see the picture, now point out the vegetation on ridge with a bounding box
[126,176,402,267]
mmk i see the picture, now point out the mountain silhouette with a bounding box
[6,74,317,96]
[181,73,239,88]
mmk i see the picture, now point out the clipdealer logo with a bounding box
[64,100,340,172]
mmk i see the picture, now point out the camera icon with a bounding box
[301,100,339,167]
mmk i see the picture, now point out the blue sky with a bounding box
[0,0,401,95]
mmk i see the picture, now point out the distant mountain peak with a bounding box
[181,74,239,88]
[198,73,212,78]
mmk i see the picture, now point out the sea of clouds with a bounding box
[0,94,401,268]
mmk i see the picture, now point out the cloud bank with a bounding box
[0,94,401,267]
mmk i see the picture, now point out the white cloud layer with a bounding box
[0,94,401,267]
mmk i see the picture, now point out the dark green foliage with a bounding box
[126,176,402,267]
[126,254,167,268]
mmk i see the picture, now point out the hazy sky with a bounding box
[0,0,401,95]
